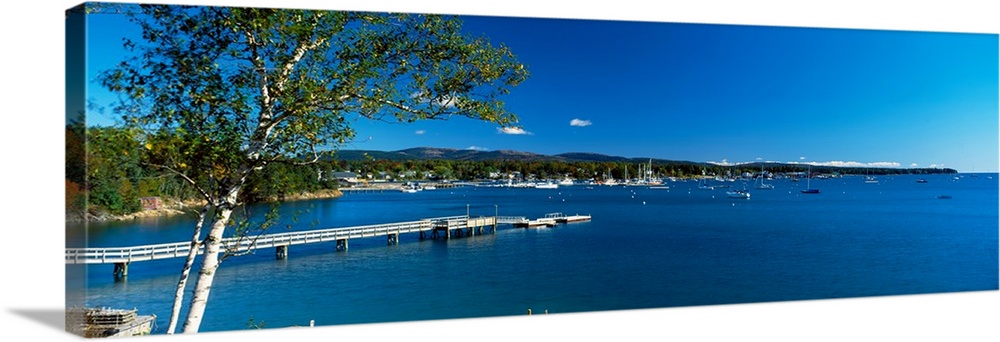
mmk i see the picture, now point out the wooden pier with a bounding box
[66,213,589,279]
[67,215,498,277]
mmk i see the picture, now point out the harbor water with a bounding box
[66,173,999,333]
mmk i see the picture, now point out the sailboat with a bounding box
[801,165,820,194]
[864,167,879,184]
[755,163,774,190]
[698,178,714,190]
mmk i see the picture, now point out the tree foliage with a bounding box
[95,3,529,333]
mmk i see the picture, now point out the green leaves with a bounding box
[98,4,529,207]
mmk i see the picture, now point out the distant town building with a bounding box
[327,171,360,187]
[375,171,392,182]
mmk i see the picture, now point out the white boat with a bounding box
[400,182,422,193]
[726,189,750,199]
[864,168,879,184]
[755,164,774,189]
[534,182,559,189]
[558,178,574,186]
[698,179,714,190]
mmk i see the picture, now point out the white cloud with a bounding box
[799,156,806,160]
[910,163,919,167]
[706,159,909,169]
[707,159,753,167]
[415,130,426,135]
[788,161,902,168]
[467,146,489,151]
[570,118,592,127]
[866,162,901,168]
[498,127,532,135]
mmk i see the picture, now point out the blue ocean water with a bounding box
[66,173,999,333]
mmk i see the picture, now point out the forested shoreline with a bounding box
[67,124,959,221]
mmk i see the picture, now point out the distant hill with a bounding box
[554,152,629,162]
[334,147,568,162]
[328,147,957,174]
[332,147,654,163]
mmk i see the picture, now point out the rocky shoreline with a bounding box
[67,189,344,223]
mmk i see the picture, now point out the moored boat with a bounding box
[801,165,820,194]
[726,189,750,199]
[534,182,559,189]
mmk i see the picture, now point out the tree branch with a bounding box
[142,162,215,206]
[275,36,327,93]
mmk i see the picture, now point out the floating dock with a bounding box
[513,218,556,228]
[66,307,155,338]
[513,213,591,227]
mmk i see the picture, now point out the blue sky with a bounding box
[82,6,998,172]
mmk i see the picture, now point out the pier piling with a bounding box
[112,262,128,281]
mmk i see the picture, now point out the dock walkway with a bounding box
[67,212,588,279]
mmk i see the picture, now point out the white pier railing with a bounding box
[66,215,499,265]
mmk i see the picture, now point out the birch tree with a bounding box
[98,4,528,333]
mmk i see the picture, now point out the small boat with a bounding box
[698,179,714,190]
[755,164,774,189]
[534,182,559,189]
[800,166,820,194]
[401,182,423,193]
[863,168,879,184]
[916,179,929,183]
[726,189,750,199]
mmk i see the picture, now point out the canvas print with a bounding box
[65,1,999,337]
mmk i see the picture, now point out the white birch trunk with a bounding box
[166,204,209,334]
[181,196,237,333]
